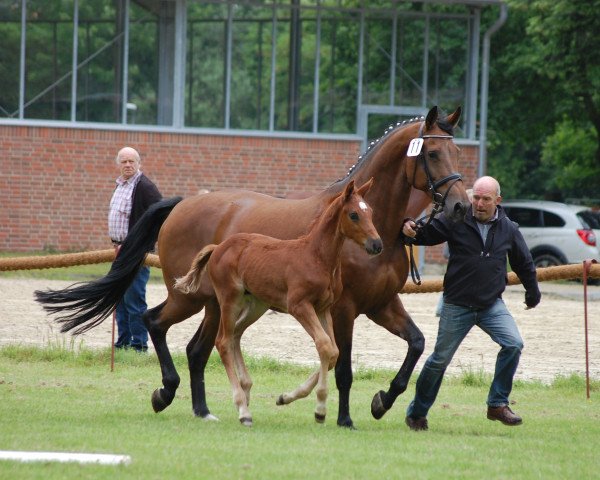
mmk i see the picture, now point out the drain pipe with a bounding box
[478,2,508,177]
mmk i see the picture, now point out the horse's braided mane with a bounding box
[334,113,455,184]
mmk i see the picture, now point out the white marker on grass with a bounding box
[0,451,131,465]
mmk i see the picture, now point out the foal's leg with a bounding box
[144,297,203,413]
[232,300,268,404]
[283,302,338,423]
[215,297,253,426]
[367,296,425,420]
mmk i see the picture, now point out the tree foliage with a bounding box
[487,0,600,202]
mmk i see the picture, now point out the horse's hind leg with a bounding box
[186,297,220,420]
[367,296,424,420]
[145,297,203,413]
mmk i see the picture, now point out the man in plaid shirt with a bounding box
[109,147,162,352]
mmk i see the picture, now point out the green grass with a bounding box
[0,251,163,282]
[0,345,598,480]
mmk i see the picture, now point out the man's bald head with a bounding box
[471,176,502,223]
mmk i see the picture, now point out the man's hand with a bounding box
[403,220,418,238]
[524,288,541,309]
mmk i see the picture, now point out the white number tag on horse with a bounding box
[406,138,423,157]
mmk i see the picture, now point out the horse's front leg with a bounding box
[367,295,425,420]
[186,297,220,420]
[145,299,200,413]
[331,304,357,428]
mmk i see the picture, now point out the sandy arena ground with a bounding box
[1,277,599,383]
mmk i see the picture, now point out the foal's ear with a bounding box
[356,177,374,198]
[343,179,356,202]
[425,106,439,130]
[446,106,462,127]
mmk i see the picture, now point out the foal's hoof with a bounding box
[239,417,253,427]
[201,413,220,422]
[151,388,170,413]
[276,394,285,406]
[371,390,389,420]
[314,412,326,424]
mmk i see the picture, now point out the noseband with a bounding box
[406,123,463,285]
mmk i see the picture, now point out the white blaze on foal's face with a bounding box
[359,201,368,211]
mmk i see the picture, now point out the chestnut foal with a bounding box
[174,179,382,426]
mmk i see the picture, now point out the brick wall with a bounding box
[0,124,478,262]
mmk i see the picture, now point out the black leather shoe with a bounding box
[405,415,428,431]
[487,406,522,426]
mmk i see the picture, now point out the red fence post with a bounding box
[583,259,597,399]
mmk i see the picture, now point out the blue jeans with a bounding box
[115,266,150,349]
[407,298,523,418]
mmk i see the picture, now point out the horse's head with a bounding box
[340,179,383,256]
[406,106,469,222]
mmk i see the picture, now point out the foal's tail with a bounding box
[173,245,217,295]
[34,197,183,335]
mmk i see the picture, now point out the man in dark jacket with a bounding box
[108,147,162,352]
[402,176,541,431]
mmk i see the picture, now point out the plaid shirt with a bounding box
[108,171,142,242]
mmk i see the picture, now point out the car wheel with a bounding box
[533,253,563,268]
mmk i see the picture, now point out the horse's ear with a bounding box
[357,177,374,198]
[446,106,462,127]
[343,180,356,202]
[425,106,439,130]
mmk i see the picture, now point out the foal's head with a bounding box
[338,178,382,256]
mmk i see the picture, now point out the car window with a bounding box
[504,207,543,227]
[577,210,600,229]
[543,211,566,227]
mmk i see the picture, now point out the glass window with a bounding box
[76,1,120,123]
[0,0,476,133]
[577,210,600,230]
[543,211,565,227]
[24,0,75,120]
[505,207,543,227]
[127,1,159,125]
[0,1,22,118]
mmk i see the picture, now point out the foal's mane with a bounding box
[302,188,346,239]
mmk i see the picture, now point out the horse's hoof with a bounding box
[337,415,356,429]
[371,390,389,420]
[239,417,253,427]
[151,388,170,413]
[201,413,220,422]
[276,394,285,406]
[314,412,326,424]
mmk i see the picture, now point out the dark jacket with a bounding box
[129,173,162,231]
[407,205,540,309]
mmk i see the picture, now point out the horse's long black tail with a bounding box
[34,196,183,335]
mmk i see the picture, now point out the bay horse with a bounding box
[174,179,381,426]
[35,105,469,428]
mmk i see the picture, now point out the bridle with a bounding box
[406,122,463,285]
